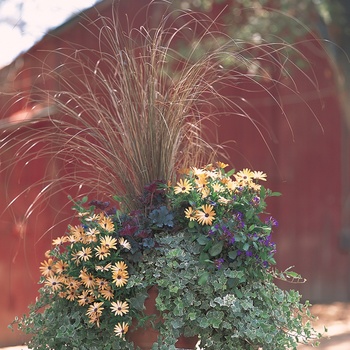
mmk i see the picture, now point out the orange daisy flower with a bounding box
[77,247,92,262]
[195,204,216,226]
[118,237,131,250]
[52,236,68,246]
[78,290,94,306]
[39,259,55,277]
[100,235,118,250]
[253,170,267,181]
[86,302,104,318]
[98,215,115,232]
[95,245,110,260]
[112,270,129,287]
[100,287,114,301]
[54,260,69,275]
[174,178,193,194]
[216,161,228,169]
[235,168,254,184]
[184,207,197,221]
[114,322,129,338]
[111,261,128,273]
[44,276,62,292]
[79,269,95,289]
[110,300,129,316]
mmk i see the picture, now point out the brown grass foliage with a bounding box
[0,1,322,215]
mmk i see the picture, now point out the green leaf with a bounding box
[245,208,254,220]
[209,241,224,256]
[198,271,209,286]
[235,288,243,298]
[199,252,210,264]
[188,312,197,320]
[197,234,209,245]
[248,224,255,232]
[228,250,237,260]
[226,168,235,177]
[188,220,196,229]
[242,243,250,251]
[260,186,266,198]
[271,191,282,197]
[112,194,124,202]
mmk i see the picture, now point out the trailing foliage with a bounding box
[10,163,323,349]
[145,231,321,349]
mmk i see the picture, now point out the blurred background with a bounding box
[1,0,350,347]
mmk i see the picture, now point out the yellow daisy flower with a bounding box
[111,261,128,273]
[95,245,111,260]
[58,291,67,298]
[64,277,81,290]
[195,173,208,190]
[85,213,100,222]
[100,287,114,301]
[114,322,129,338]
[71,251,81,265]
[111,300,129,316]
[69,232,88,244]
[216,161,228,169]
[86,227,100,236]
[235,168,254,183]
[212,183,224,193]
[118,237,131,250]
[44,276,62,292]
[39,258,56,277]
[77,247,93,262]
[204,170,219,180]
[95,263,112,272]
[195,204,216,226]
[52,236,68,246]
[78,290,94,306]
[79,269,96,289]
[88,315,101,327]
[200,186,210,199]
[69,225,85,235]
[253,170,267,181]
[86,302,104,318]
[174,178,193,194]
[99,215,115,232]
[66,289,78,301]
[226,179,237,192]
[112,270,129,287]
[54,260,69,275]
[85,235,98,244]
[76,211,90,218]
[100,235,118,250]
[95,278,109,291]
[218,196,230,205]
[249,182,261,192]
[184,207,197,221]
[192,167,205,176]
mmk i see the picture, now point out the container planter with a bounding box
[7,6,323,350]
[128,286,198,350]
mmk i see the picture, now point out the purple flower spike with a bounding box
[266,216,278,227]
[215,258,225,269]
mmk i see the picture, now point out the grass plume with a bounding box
[0,1,322,216]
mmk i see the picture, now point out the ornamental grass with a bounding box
[2,2,325,349]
